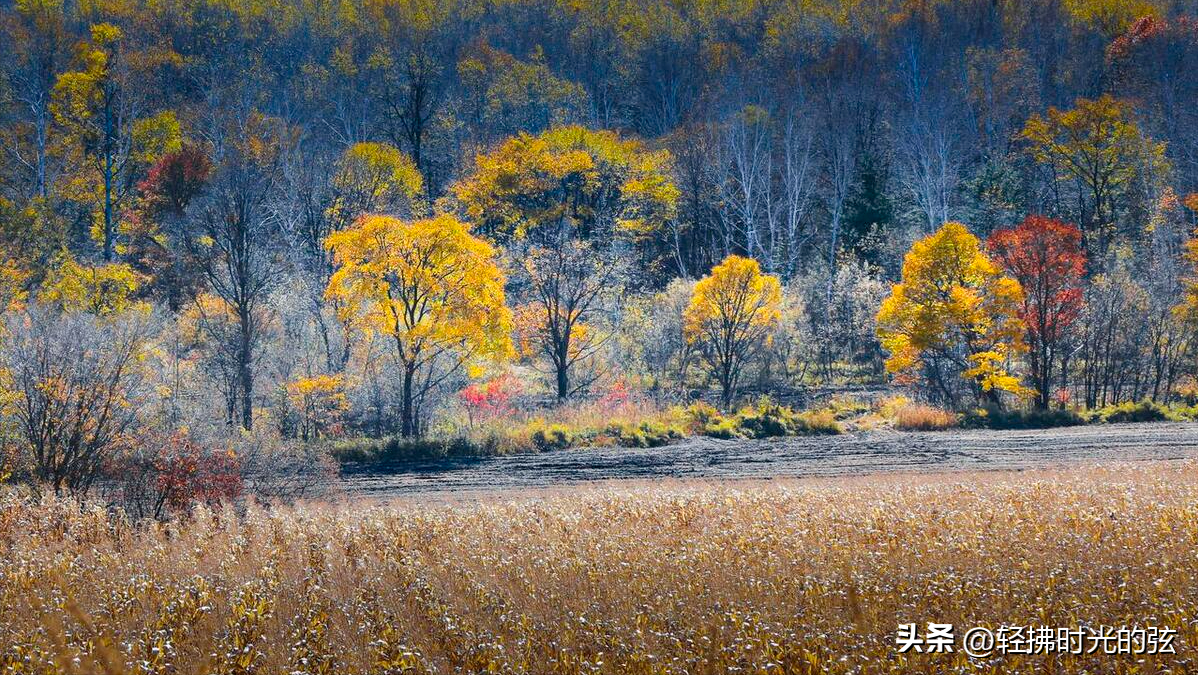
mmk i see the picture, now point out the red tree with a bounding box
[138,143,212,217]
[989,216,1086,409]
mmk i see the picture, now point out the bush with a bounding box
[604,421,683,448]
[822,397,871,421]
[687,399,841,439]
[329,436,486,463]
[893,404,957,431]
[702,418,743,439]
[1093,400,1174,424]
[530,421,576,451]
[960,406,1085,430]
[795,410,842,435]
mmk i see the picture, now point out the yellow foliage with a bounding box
[131,109,183,165]
[0,259,31,314]
[1021,95,1168,253]
[685,255,782,345]
[1063,0,1163,35]
[39,254,145,315]
[286,374,350,440]
[684,255,781,405]
[328,142,423,226]
[325,213,513,373]
[876,222,1030,399]
[454,125,677,241]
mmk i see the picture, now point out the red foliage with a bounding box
[153,432,242,515]
[989,215,1086,343]
[138,144,212,217]
[1107,15,1198,97]
[598,378,632,407]
[459,374,522,426]
[989,216,1087,406]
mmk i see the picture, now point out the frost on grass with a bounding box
[2,463,1196,674]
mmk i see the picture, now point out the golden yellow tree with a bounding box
[52,23,178,261]
[327,142,423,228]
[876,222,1029,407]
[453,125,677,250]
[39,253,145,315]
[1021,95,1168,257]
[286,374,350,441]
[684,255,782,408]
[325,214,512,437]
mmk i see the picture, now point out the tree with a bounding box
[1106,16,1198,193]
[453,125,677,278]
[185,115,289,430]
[518,237,622,400]
[1021,95,1168,258]
[51,23,172,261]
[684,255,782,408]
[325,214,512,437]
[876,222,1028,407]
[285,374,349,441]
[365,0,463,196]
[325,142,423,230]
[0,0,73,201]
[0,306,153,494]
[988,216,1086,409]
[39,252,145,315]
[129,143,212,309]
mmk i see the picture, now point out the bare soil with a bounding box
[338,421,1198,498]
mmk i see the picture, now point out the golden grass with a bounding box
[3,462,1197,673]
[892,403,958,431]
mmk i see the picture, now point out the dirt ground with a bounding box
[337,421,1198,498]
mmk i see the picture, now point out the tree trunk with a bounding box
[103,102,115,262]
[238,313,253,430]
[719,359,735,410]
[401,365,416,438]
[555,338,570,400]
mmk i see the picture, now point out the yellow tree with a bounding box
[684,255,782,408]
[52,23,177,261]
[39,253,145,315]
[325,213,512,437]
[453,126,677,261]
[306,142,423,372]
[876,222,1029,407]
[1021,95,1167,257]
[286,374,350,441]
[326,142,423,229]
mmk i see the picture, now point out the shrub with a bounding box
[329,436,485,463]
[822,397,871,421]
[687,399,841,439]
[893,404,957,431]
[683,401,722,428]
[530,421,575,451]
[702,418,743,439]
[960,406,1085,430]
[605,421,682,448]
[1094,400,1173,424]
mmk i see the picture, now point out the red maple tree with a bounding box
[989,216,1087,409]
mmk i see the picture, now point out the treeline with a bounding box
[2,0,1198,497]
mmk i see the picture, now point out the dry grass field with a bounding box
[2,462,1197,674]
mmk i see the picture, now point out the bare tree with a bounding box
[185,116,289,430]
[2,306,153,494]
[521,234,624,400]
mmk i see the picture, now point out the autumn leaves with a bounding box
[877,217,1093,409]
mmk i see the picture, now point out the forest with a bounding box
[2,0,1198,507]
